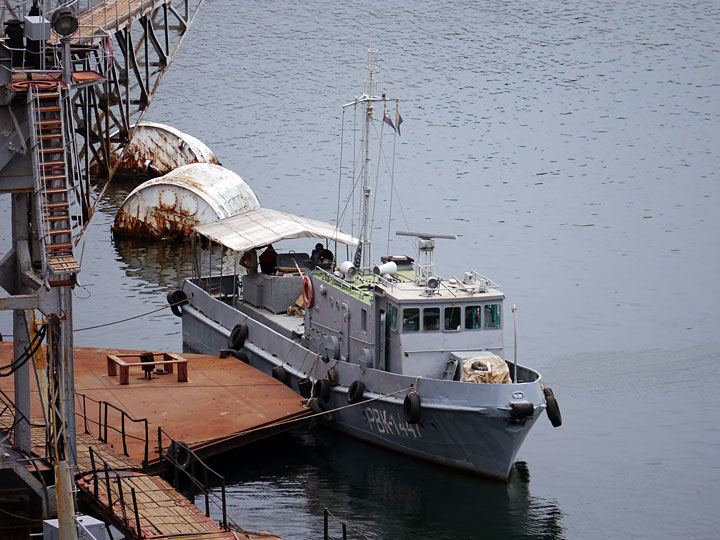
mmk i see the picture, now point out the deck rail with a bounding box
[157,426,229,530]
[0,388,46,443]
[77,392,149,471]
[87,445,144,536]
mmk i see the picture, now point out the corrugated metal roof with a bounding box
[193,207,358,253]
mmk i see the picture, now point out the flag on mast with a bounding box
[383,111,396,132]
[396,109,403,136]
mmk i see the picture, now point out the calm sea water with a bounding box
[1,0,719,538]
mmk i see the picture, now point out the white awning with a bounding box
[192,207,358,253]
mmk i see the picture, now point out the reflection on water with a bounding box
[1,0,718,537]
[113,236,194,290]
[207,430,564,540]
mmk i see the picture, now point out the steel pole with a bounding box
[512,304,518,382]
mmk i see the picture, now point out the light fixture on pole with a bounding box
[51,7,78,37]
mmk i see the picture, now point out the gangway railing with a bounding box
[157,426,229,530]
[77,393,149,471]
[87,445,144,536]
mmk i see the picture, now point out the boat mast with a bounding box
[346,49,380,273]
[344,49,398,273]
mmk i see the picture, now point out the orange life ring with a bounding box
[10,80,58,92]
[302,276,313,308]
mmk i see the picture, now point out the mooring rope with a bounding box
[190,384,415,448]
[74,298,186,332]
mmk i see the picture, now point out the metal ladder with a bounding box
[28,84,80,284]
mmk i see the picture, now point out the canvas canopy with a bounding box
[192,207,358,253]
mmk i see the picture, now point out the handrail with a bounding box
[157,426,228,530]
[77,393,149,471]
[88,445,143,537]
[315,266,372,298]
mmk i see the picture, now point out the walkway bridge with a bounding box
[1,2,205,537]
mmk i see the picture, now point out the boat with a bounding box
[169,50,561,480]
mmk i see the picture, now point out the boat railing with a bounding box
[314,266,373,298]
[468,270,499,290]
[373,272,395,291]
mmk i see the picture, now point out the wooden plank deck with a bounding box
[0,341,297,540]
[70,0,169,44]
[76,469,277,540]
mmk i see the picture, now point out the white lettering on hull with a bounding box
[363,406,422,439]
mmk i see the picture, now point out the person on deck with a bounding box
[309,242,334,269]
[239,249,258,273]
[259,245,278,274]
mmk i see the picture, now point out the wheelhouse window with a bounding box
[485,304,502,328]
[465,306,482,329]
[423,308,440,331]
[402,308,420,332]
[387,304,398,331]
[444,307,461,331]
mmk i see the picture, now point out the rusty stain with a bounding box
[91,122,219,178]
[112,163,260,240]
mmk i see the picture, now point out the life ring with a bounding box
[298,377,312,398]
[167,290,188,317]
[404,392,421,424]
[313,378,331,403]
[228,323,248,350]
[10,80,57,92]
[543,387,562,427]
[272,366,289,385]
[302,275,313,308]
[169,440,192,470]
[347,380,365,404]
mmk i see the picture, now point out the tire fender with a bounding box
[169,440,192,470]
[308,397,328,414]
[544,387,562,427]
[347,380,365,404]
[298,377,312,398]
[167,290,188,317]
[228,323,248,351]
[272,366,289,385]
[404,392,421,424]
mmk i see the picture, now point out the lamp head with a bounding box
[52,7,78,36]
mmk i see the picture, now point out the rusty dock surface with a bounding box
[0,341,311,538]
[0,341,311,466]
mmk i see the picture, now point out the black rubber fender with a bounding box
[228,323,248,351]
[544,387,562,427]
[298,377,312,398]
[347,380,365,404]
[272,366,289,385]
[167,290,188,317]
[510,401,535,419]
[313,378,331,403]
[308,397,328,414]
[169,440,192,470]
[225,349,249,364]
[404,392,421,424]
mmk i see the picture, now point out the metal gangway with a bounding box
[0,1,204,538]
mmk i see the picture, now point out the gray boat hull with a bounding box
[180,280,545,479]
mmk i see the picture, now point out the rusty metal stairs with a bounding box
[27,85,81,285]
